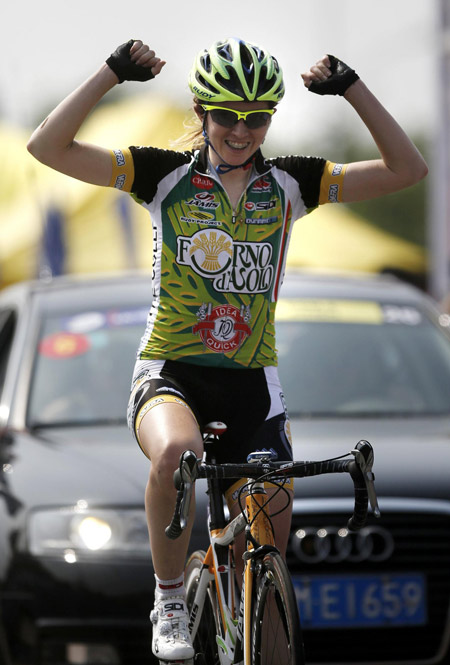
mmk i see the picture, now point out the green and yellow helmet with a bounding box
[188,38,285,104]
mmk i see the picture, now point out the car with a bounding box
[0,273,156,665]
[1,269,450,665]
[272,270,450,665]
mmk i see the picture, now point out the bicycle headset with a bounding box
[188,38,285,174]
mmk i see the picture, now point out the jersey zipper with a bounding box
[196,165,269,225]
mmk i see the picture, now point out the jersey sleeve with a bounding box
[109,146,193,204]
[269,155,347,211]
[318,161,348,204]
[108,148,135,192]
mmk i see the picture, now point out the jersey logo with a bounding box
[182,229,233,274]
[180,211,221,226]
[176,229,274,294]
[244,199,277,211]
[328,184,339,202]
[184,192,220,209]
[191,174,214,190]
[193,303,252,354]
[251,177,272,193]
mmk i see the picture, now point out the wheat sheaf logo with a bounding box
[176,229,234,276]
[189,231,233,273]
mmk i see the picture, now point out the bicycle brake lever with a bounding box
[177,450,199,530]
[351,440,381,518]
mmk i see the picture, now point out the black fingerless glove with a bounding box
[106,40,155,83]
[309,55,359,96]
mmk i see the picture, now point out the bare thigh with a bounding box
[138,401,203,469]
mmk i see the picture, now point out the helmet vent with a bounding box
[217,42,233,62]
[216,68,247,99]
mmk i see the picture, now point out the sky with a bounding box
[1,0,440,155]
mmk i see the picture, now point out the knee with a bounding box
[148,436,200,488]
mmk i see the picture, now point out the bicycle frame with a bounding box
[188,474,276,665]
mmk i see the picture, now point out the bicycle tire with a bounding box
[251,552,305,665]
[185,550,221,665]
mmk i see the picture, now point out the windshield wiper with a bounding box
[289,410,450,419]
[29,417,127,430]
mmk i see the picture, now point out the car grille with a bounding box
[287,503,450,664]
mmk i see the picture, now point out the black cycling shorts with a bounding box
[127,359,293,495]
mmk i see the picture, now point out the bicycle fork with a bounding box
[189,516,246,665]
[188,483,275,665]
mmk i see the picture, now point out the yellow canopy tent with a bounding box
[287,203,427,274]
[0,95,188,285]
[0,95,426,286]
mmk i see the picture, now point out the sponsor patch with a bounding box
[114,174,126,190]
[113,149,125,167]
[176,229,274,293]
[244,200,277,211]
[245,216,278,225]
[191,174,214,190]
[193,303,252,354]
[180,210,220,226]
[331,163,343,176]
[251,177,272,193]
[328,184,339,202]
[184,192,220,210]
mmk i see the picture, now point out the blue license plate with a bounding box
[292,573,427,629]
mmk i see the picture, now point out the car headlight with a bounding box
[27,502,150,560]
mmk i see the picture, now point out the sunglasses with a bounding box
[201,104,275,129]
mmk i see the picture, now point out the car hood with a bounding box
[3,424,148,510]
[289,415,450,504]
[4,415,450,516]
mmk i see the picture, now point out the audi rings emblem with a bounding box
[291,525,394,564]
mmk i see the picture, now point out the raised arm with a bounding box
[301,55,428,203]
[27,40,165,186]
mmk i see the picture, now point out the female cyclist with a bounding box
[27,38,427,662]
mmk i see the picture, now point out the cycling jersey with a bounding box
[109,145,346,369]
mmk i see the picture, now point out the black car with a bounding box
[0,274,155,665]
[1,270,450,665]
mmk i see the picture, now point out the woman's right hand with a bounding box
[106,39,166,84]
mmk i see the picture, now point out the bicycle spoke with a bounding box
[252,553,305,665]
[259,585,292,663]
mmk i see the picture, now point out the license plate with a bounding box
[292,573,427,629]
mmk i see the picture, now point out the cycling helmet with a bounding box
[188,38,285,104]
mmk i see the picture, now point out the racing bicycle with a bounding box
[164,421,380,665]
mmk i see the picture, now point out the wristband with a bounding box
[106,40,155,84]
[308,55,359,96]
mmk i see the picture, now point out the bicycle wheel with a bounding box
[185,550,221,665]
[251,552,305,665]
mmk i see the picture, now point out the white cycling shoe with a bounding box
[150,596,194,662]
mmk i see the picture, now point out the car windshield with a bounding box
[28,307,148,427]
[27,296,450,426]
[276,298,450,417]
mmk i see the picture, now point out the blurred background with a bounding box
[1,0,449,301]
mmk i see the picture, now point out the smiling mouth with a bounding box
[225,140,250,150]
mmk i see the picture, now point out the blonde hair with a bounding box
[170,101,205,151]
